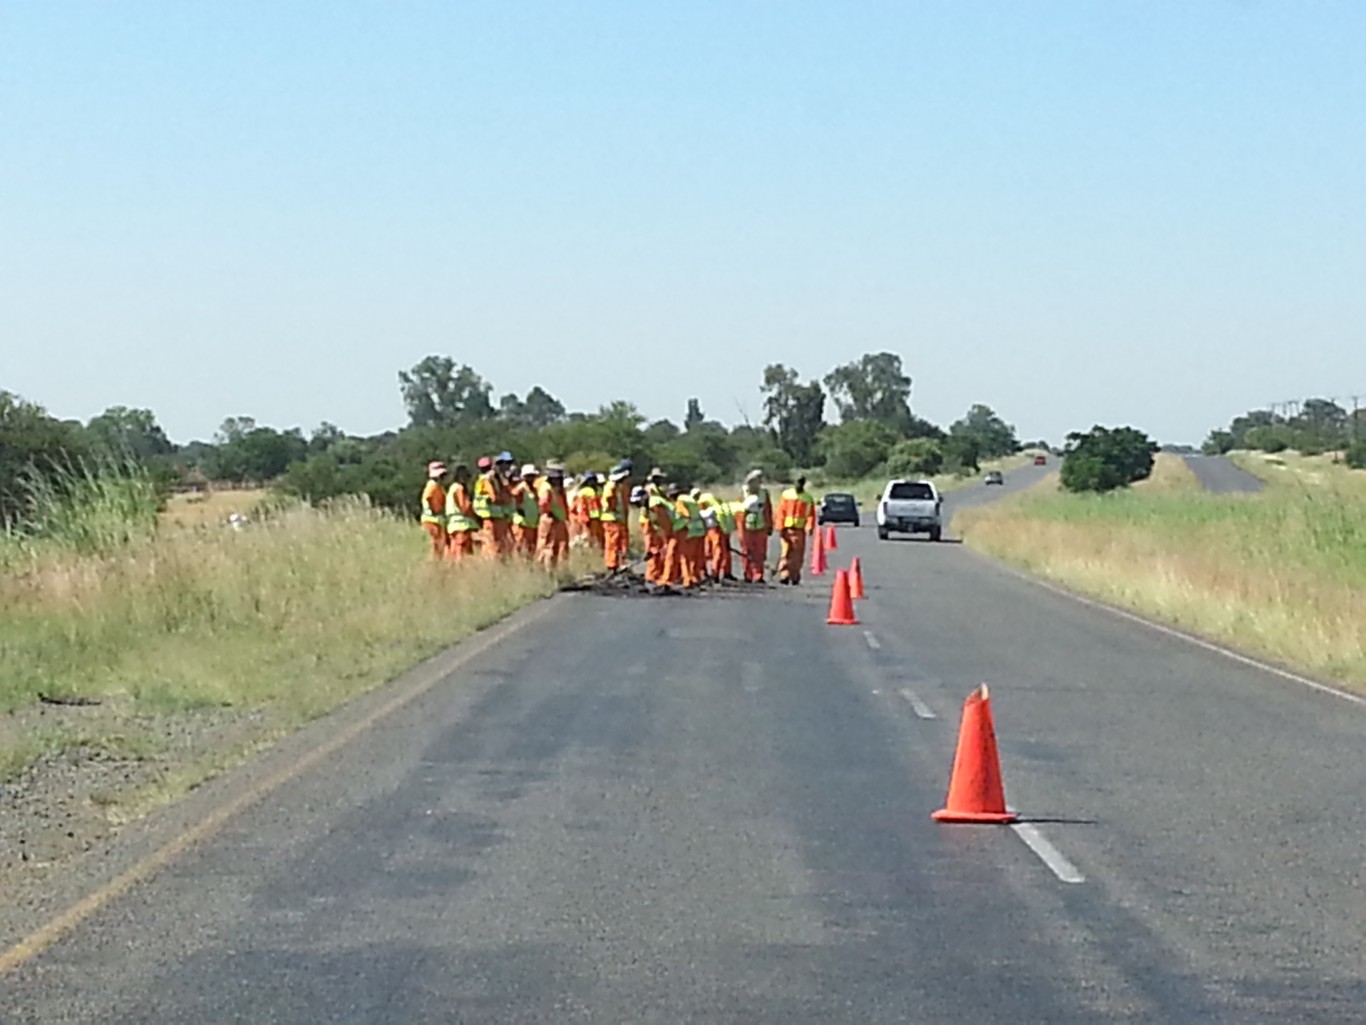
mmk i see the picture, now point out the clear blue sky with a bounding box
[3,2,1363,445]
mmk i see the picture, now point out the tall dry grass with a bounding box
[955,462,1366,689]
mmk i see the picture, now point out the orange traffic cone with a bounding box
[810,526,827,575]
[826,569,859,625]
[849,557,866,599]
[932,685,1017,824]
[825,523,839,550]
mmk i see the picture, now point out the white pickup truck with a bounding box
[876,479,943,542]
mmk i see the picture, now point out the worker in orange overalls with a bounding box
[636,483,672,591]
[776,476,817,585]
[420,461,448,560]
[699,490,737,583]
[738,469,774,583]
[536,462,571,568]
[600,461,632,573]
[662,483,688,588]
[670,486,705,588]
[473,456,512,558]
[445,464,478,559]
[510,464,541,557]
[573,472,604,549]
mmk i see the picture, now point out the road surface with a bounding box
[5,466,1364,1023]
[1181,454,1265,493]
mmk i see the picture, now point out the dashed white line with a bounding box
[863,630,881,650]
[1012,822,1085,884]
[898,688,936,719]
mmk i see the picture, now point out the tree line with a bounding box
[1,351,1037,526]
[1204,399,1366,469]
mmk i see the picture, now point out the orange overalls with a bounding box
[511,480,540,557]
[600,478,630,571]
[536,481,570,568]
[640,496,672,583]
[474,471,513,558]
[776,487,816,584]
[573,485,604,549]
[445,481,477,559]
[420,479,447,560]
[739,489,773,582]
[700,493,735,581]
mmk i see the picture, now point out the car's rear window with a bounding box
[888,482,934,501]
[823,494,854,507]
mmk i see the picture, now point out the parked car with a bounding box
[876,479,942,542]
[1034,454,1047,465]
[818,492,860,527]
[984,470,1004,486]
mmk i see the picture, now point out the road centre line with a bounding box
[863,630,881,650]
[1012,822,1085,884]
[0,599,559,975]
[898,688,936,719]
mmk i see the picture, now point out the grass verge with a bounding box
[954,455,1366,690]
[1,493,589,809]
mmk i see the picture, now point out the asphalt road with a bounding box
[7,469,1365,1023]
[1180,454,1265,493]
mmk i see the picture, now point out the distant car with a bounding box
[1034,454,1048,465]
[818,492,860,527]
[984,470,1004,486]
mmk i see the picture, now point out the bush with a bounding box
[884,438,944,478]
[1060,426,1158,493]
[818,421,897,480]
[1346,440,1366,470]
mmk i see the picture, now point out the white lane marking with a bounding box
[863,630,882,650]
[898,687,936,719]
[973,553,1366,711]
[1012,822,1085,884]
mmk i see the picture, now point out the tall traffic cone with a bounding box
[810,525,827,576]
[849,556,866,599]
[825,569,859,626]
[825,523,839,551]
[932,685,1017,824]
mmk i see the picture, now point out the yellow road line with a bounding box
[0,601,556,975]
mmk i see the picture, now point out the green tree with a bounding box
[398,356,495,428]
[761,364,825,464]
[1202,429,1235,455]
[1060,426,1158,493]
[1345,439,1366,470]
[685,398,705,430]
[818,420,897,479]
[948,404,1018,459]
[823,352,913,433]
[86,406,174,461]
[0,391,92,526]
[884,438,944,477]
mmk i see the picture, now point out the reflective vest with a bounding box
[741,491,767,531]
[473,472,499,520]
[779,488,816,531]
[700,492,735,533]
[445,482,478,533]
[600,479,628,523]
[679,495,707,539]
[512,482,540,528]
[420,480,445,525]
[647,494,673,536]
[576,486,601,523]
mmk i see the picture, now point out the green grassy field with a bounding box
[955,453,1366,690]
[0,474,590,809]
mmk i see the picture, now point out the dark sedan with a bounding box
[818,492,860,527]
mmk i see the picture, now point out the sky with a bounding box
[3,2,1364,446]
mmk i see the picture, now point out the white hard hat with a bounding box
[520,463,539,477]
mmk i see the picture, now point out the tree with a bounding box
[86,406,173,461]
[0,391,91,526]
[942,433,983,474]
[685,398,705,431]
[948,404,1018,460]
[817,420,897,480]
[760,364,825,465]
[208,424,308,484]
[398,356,495,428]
[1060,426,1158,493]
[522,386,566,429]
[884,438,944,477]
[309,421,345,453]
[1202,429,1235,455]
[823,352,913,433]
[1292,398,1348,446]
[1346,439,1366,470]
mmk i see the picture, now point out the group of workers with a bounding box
[419,451,821,591]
